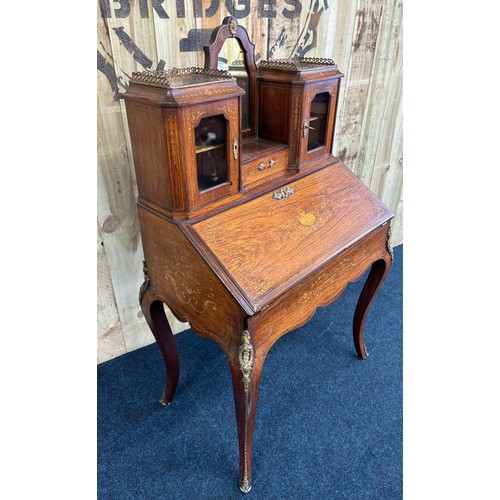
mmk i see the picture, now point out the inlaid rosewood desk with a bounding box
[137,160,393,492]
[122,16,393,494]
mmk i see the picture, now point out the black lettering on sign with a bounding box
[98,2,331,99]
[139,0,184,18]
[152,0,169,19]
[193,0,202,18]
[99,0,111,18]
[99,0,131,18]
[176,0,186,18]
[97,50,120,100]
[205,0,219,17]
[283,0,302,19]
[139,0,149,18]
[194,0,220,18]
[226,0,249,19]
[297,2,323,57]
[259,0,277,18]
[268,27,287,58]
[114,0,131,18]
[179,29,214,52]
[290,0,328,57]
[99,0,310,19]
[112,27,153,69]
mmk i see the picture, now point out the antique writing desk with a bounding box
[122,17,393,493]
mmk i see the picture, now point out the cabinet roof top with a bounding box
[129,67,234,90]
[259,57,338,72]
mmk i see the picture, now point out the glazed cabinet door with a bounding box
[183,99,241,208]
[299,80,339,165]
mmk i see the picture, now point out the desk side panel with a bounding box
[138,206,246,356]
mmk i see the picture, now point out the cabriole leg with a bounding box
[140,281,180,405]
[353,256,392,359]
[227,330,264,493]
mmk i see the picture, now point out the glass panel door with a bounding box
[307,92,330,151]
[194,115,228,192]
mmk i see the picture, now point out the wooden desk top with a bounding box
[182,162,392,315]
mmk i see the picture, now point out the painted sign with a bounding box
[98,0,329,99]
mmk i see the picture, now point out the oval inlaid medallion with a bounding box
[299,212,316,226]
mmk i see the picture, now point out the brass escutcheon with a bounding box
[272,187,295,200]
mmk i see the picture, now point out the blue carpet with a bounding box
[98,245,402,499]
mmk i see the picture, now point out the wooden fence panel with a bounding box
[97,221,126,363]
[97,12,149,354]
[97,0,403,361]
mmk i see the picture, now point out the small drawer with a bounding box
[241,148,289,188]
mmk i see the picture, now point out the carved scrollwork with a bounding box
[228,17,238,36]
[387,226,394,261]
[238,330,254,404]
[138,260,149,304]
[238,329,254,493]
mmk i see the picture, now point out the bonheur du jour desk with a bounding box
[121,16,393,493]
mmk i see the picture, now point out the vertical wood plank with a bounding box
[101,0,160,200]
[355,0,402,184]
[357,0,403,238]
[97,222,126,363]
[98,5,188,357]
[391,198,403,247]
[154,0,197,67]
[326,0,359,66]
[98,7,151,354]
[334,0,383,169]
[327,0,361,157]
[266,0,303,59]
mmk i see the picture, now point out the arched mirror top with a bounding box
[204,17,257,140]
[203,16,256,75]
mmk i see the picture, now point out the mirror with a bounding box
[217,38,251,133]
[204,17,257,140]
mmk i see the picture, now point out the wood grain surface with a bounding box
[187,162,392,312]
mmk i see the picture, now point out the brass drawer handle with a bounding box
[272,187,295,200]
[258,159,276,171]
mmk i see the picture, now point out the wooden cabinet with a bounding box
[258,58,342,170]
[123,68,244,218]
[121,16,394,494]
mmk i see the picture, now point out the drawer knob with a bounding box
[258,159,276,171]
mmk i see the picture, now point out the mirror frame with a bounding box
[204,17,257,141]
